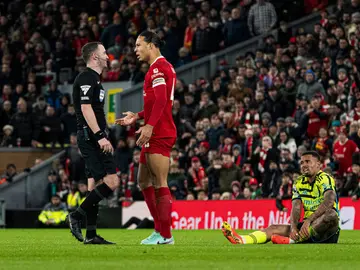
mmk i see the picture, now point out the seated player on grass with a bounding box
[222,151,340,244]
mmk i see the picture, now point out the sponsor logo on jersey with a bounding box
[80,85,91,95]
[153,68,158,73]
[99,89,105,102]
[81,96,89,101]
[151,72,164,79]
[152,77,166,87]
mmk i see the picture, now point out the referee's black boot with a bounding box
[84,235,116,245]
[67,212,84,242]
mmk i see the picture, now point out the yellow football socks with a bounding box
[241,231,268,244]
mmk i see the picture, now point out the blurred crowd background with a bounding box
[4,0,360,220]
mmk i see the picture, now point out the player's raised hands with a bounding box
[115,111,137,126]
[135,124,153,146]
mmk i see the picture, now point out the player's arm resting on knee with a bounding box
[307,175,336,223]
[147,76,168,128]
[290,184,302,240]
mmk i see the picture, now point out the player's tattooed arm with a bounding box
[307,190,336,223]
[290,199,302,228]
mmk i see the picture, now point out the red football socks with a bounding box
[142,186,161,233]
[156,187,172,239]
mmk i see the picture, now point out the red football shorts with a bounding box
[140,137,176,164]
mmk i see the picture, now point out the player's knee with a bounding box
[324,209,338,224]
[104,174,119,190]
[138,179,152,190]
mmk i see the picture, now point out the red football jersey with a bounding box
[139,56,177,139]
[333,139,359,176]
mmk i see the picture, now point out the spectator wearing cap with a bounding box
[247,0,277,36]
[260,112,271,136]
[206,114,224,150]
[263,87,286,123]
[187,156,207,193]
[198,141,210,168]
[248,178,262,199]
[0,124,15,147]
[297,69,326,101]
[223,7,250,47]
[333,129,359,177]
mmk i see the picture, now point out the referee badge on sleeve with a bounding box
[99,89,105,102]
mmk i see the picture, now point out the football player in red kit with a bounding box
[116,31,176,245]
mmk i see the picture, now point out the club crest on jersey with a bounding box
[80,85,91,95]
[99,89,105,102]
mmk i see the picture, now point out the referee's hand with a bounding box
[98,138,114,154]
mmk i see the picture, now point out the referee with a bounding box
[68,42,119,244]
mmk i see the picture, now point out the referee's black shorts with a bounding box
[77,130,117,181]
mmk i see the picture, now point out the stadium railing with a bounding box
[0,150,65,209]
[114,8,328,116]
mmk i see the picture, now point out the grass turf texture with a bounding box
[0,229,359,270]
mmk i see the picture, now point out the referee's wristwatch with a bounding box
[94,130,106,141]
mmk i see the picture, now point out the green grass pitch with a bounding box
[0,229,360,270]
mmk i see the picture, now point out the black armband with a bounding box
[94,130,106,141]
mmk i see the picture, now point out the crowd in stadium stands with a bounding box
[6,0,360,209]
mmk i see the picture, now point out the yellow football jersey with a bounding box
[292,170,339,219]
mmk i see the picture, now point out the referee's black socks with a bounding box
[73,183,113,219]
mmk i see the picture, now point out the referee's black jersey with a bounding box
[72,68,107,131]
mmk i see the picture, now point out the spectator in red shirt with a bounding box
[334,129,359,176]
